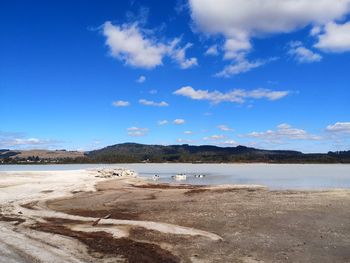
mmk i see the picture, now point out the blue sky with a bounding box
[1,0,350,152]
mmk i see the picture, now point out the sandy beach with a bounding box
[1,168,350,263]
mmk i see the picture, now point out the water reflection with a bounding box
[1,163,350,190]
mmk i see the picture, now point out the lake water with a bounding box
[1,163,350,190]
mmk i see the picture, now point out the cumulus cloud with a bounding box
[136,75,146,83]
[288,41,322,63]
[139,99,169,107]
[246,123,321,141]
[315,22,350,52]
[189,0,350,42]
[103,22,167,68]
[112,100,130,107]
[158,120,168,125]
[174,86,289,104]
[326,122,350,133]
[189,0,350,71]
[102,21,198,69]
[127,127,149,137]
[173,119,185,125]
[184,130,193,134]
[218,125,233,131]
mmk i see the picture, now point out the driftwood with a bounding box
[92,218,101,226]
[103,214,111,219]
[92,213,112,226]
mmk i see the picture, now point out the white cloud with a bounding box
[189,0,350,69]
[136,75,146,83]
[158,120,168,125]
[127,127,147,131]
[310,26,322,36]
[218,140,239,146]
[189,0,350,44]
[218,125,233,131]
[315,22,350,52]
[177,138,194,143]
[102,21,198,69]
[170,40,198,69]
[184,131,193,134]
[205,45,219,56]
[149,89,158,94]
[174,86,289,104]
[103,22,167,69]
[12,138,50,146]
[127,127,149,137]
[215,58,268,77]
[246,123,321,141]
[139,99,169,107]
[326,122,350,133]
[288,41,322,63]
[223,37,251,60]
[203,134,226,141]
[0,131,59,149]
[112,100,130,107]
[173,119,185,125]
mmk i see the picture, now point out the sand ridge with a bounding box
[0,168,228,262]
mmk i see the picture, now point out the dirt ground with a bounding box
[46,179,350,263]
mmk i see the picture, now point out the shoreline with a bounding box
[2,163,350,191]
[2,162,350,166]
[1,168,350,262]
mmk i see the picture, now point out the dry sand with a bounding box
[1,168,350,262]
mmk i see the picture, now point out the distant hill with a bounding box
[0,149,20,159]
[1,143,349,164]
[85,143,349,163]
[13,149,85,159]
[0,149,85,163]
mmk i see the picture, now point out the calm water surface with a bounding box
[1,163,350,190]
